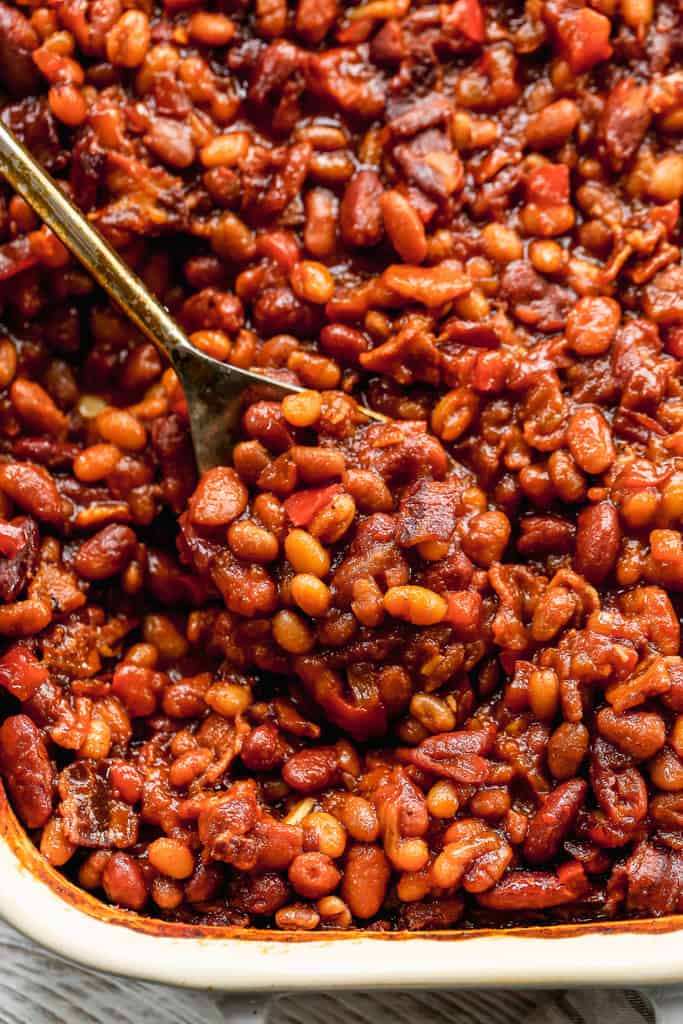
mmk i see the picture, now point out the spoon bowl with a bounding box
[0,118,382,472]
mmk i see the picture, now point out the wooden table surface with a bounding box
[0,917,664,1024]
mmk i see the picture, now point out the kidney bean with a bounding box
[144,118,196,170]
[243,402,294,453]
[0,463,64,523]
[282,748,338,793]
[73,524,137,580]
[241,724,284,773]
[476,865,589,910]
[189,467,248,527]
[523,779,587,865]
[102,851,147,909]
[0,714,53,828]
[10,378,68,436]
[597,78,650,171]
[304,187,337,257]
[339,171,384,248]
[0,2,41,97]
[567,407,615,475]
[185,863,223,905]
[408,729,493,784]
[575,501,620,584]
[320,324,369,364]
[341,843,391,919]
[380,190,427,264]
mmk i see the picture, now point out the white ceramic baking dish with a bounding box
[0,785,682,991]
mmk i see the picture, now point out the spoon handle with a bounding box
[0,117,387,444]
[0,117,189,358]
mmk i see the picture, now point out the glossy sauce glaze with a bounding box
[0,0,681,932]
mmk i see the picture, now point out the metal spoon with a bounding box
[0,119,383,473]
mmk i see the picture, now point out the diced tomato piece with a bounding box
[556,7,613,74]
[283,484,342,527]
[445,590,483,635]
[450,0,486,43]
[0,236,38,281]
[0,520,25,559]
[0,644,48,701]
[526,164,570,207]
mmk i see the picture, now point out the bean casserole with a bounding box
[0,0,681,933]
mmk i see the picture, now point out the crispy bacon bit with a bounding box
[58,761,138,849]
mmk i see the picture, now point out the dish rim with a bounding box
[1,785,682,990]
